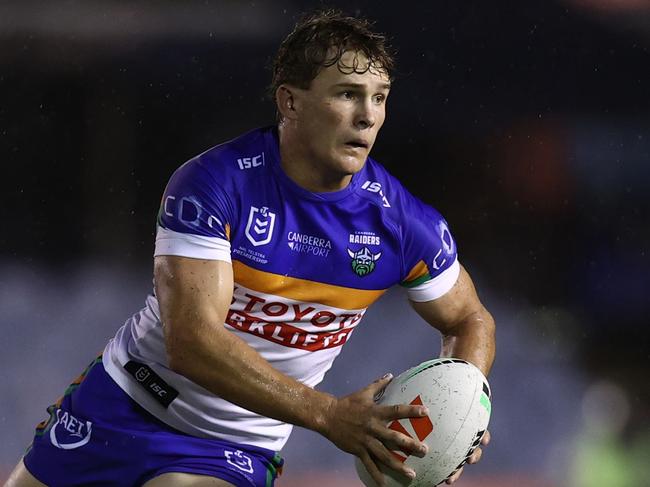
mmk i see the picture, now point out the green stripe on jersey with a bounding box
[401,273,432,288]
[265,452,283,487]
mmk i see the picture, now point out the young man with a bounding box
[6,10,495,487]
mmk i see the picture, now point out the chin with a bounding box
[336,155,367,175]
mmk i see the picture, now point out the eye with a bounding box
[373,94,386,104]
[340,91,355,100]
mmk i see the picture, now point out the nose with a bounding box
[354,98,376,130]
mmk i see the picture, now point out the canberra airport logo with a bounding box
[287,231,332,258]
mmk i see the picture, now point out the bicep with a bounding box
[154,255,233,348]
[409,264,483,334]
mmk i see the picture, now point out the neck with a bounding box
[278,124,352,193]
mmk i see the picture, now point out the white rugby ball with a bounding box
[355,358,492,486]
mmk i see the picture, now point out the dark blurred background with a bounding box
[1,1,649,486]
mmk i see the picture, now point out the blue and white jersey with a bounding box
[104,126,459,450]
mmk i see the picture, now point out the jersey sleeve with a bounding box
[155,158,233,262]
[399,199,460,302]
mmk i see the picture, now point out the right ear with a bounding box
[275,85,298,121]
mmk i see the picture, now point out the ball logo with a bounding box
[49,408,92,450]
[386,396,433,463]
[224,449,254,474]
[245,206,276,247]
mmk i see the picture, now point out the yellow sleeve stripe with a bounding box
[401,260,430,287]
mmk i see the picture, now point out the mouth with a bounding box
[344,140,369,150]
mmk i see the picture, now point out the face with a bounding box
[288,50,391,183]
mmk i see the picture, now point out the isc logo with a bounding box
[237,153,264,170]
[361,180,390,207]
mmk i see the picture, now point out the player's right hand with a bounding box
[319,373,429,487]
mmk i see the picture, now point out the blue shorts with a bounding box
[23,357,283,487]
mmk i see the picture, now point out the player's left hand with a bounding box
[445,429,490,484]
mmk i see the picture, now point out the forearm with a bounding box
[166,317,335,434]
[440,306,495,376]
[155,256,335,435]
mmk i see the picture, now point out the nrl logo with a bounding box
[347,247,382,277]
[245,206,276,247]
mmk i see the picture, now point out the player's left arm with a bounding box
[410,263,494,375]
[409,263,495,484]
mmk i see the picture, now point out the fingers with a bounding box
[373,403,429,459]
[366,373,394,397]
[367,438,416,482]
[445,446,481,487]
[447,430,490,484]
[468,446,482,464]
[380,402,429,421]
[364,373,394,404]
[481,429,491,445]
[446,466,463,484]
[359,451,386,487]
[467,429,490,465]
[379,428,428,458]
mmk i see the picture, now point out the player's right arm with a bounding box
[154,254,428,486]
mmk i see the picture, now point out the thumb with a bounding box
[367,372,393,397]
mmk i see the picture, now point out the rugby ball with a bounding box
[355,358,492,486]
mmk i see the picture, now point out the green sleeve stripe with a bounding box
[265,453,284,487]
[400,273,432,288]
[34,404,59,437]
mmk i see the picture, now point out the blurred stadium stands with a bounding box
[1,1,648,485]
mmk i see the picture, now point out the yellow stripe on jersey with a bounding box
[402,259,430,287]
[232,260,386,310]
